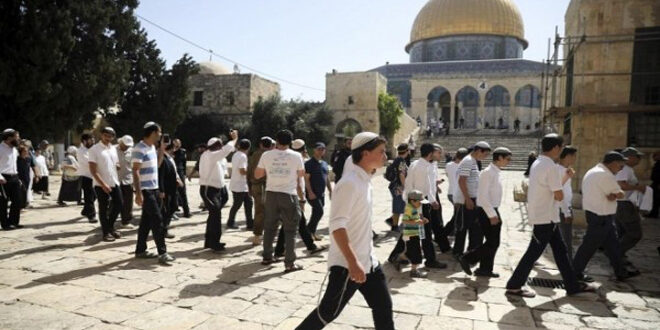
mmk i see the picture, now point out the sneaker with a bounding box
[111,231,122,239]
[410,269,428,278]
[425,260,448,269]
[135,251,158,259]
[577,274,595,283]
[103,234,115,242]
[172,214,179,221]
[158,253,175,265]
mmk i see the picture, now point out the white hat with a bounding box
[207,137,221,147]
[143,121,159,129]
[119,135,134,147]
[291,139,305,150]
[474,141,491,150]
[351,132,379,150]
[66,146,78,154]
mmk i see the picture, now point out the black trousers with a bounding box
[573,211,627,278]
[94,186,123,235]
[200,185,223,250]
[220,186,229,208]
[227,191,253,227]
[389,236,423,265]
[506,223,580,294]
[120,184,133,223]
[276,212,317,255]
[307,195,325,234]
[650,182,659,217]
[177,173,190,216]
[420,203,439,265]
[429,195,451,252]
[80,176,96,219]
[0,175,22,229]
[444,195,455,235]
[452,198,483,255]
[463,208,502,273]
[135,189,167,255]
[162,190,177,233]
[297,266,394,330]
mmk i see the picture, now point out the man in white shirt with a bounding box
[398,143,448,269]
[199,131,237,252]
[89,127,123,242]
[0,129,22,230]
[297,132,394,330]
[453,141,491,257]
[227,139,253,230]
[574,151,638,282]
[506,134,594,298]
[444,147,468,236]
[615,147,648,262]
[255,130,305,272]
[77,133,98,223]
[117,135,134,226]
[458,147,511,278]
[557,146,578,258]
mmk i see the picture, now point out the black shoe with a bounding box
[245,226,254,230]
[2,226,14,231]
[165,232,175,239]
[226,223,239,230]
[103,234,115,242]
[410,269,428,278]
[211,247,225,254]
[88,217,98,223]
[385,217,393,226]
[111,231,122,239]
[425,260,448,269]
[12,224,24,229]
[57,201,66,207]
[274,252,284,259]
[457,255,472,275]
[308,246,327,255]
[474,269,499,278]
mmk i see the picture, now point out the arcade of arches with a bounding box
[423,84,541,131]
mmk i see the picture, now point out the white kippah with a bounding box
[474,141,491,150]
[207,137,221,147]
[351,132,379,150]
[143,121,159,129]
[291,139,305,150]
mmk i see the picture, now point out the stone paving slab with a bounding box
[1,171,659,329]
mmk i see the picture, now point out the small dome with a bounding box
[407,0,527,52]
[197,61,231,75]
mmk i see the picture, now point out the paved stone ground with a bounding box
[1,170,660,329]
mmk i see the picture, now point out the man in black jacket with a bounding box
[331,137,352,183]
[173,139,191,218]
[649,151,660,219]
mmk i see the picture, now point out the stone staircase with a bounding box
[417,131,541,171]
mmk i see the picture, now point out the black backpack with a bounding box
[384,161,397,182]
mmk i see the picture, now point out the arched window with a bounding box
[515,85,541,108]
[455,86,480,129]
[335,118,362,138]
[485,86,511,129]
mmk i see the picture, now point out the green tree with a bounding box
[378,92,404,141]
[175,114,251,151]
[0,0,142,140]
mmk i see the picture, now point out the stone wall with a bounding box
[326,71,385,136]
[188,73,279,116]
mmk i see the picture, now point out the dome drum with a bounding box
[409,35,524,62]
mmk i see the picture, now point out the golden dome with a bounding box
[407,0,527,51]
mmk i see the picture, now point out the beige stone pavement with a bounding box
[1,170,660,329]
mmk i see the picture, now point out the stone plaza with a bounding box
[1,170,659,330]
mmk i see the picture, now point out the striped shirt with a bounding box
[131,141,158,190]
[454,154,479,204]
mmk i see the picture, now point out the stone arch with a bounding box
[514,85,542,131]
[455,86,480,129]
[335,118,362,139]
[484,85,511,129]
[426,86,451,126]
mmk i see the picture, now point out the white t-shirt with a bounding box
[582,163,623,216]
[615,165,638,201]
[557,164,573,217]
[257,148,304,195]
[34,155,49,177]
[88,142,119,187]
[229,151,249,192]
[445,161,459,197]
[76,144,92,178]
[527,155,562,224]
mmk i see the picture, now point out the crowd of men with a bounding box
[1,125,659,329]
